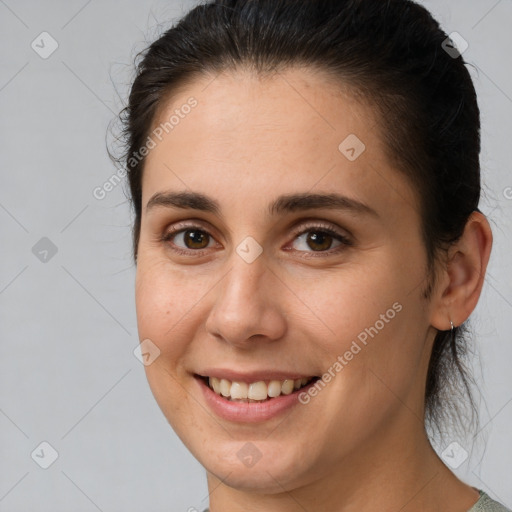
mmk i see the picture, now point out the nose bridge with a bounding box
[205,249,286,346]
[221,228,269,303]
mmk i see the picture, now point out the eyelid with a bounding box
[288,219,351,240]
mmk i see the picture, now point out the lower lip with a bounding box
[195,376,317,423]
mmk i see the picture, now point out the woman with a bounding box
[116,0,510,510]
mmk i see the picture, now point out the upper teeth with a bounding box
[208,377,312,400]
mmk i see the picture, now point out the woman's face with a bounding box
[135,67,439,492]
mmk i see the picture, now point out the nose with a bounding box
[204,252,287,348]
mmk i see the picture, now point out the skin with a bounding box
[134,67,493,512]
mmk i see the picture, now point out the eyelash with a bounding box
[160,221,353,258]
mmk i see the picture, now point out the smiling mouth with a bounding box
[197,375,320,402]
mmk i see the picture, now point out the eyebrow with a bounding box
[145,190,379,218]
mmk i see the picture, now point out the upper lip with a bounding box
[195,369,318,383]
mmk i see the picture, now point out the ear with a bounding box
[429,211,493,330]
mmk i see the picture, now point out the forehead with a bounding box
[149,66,371,159]
[141,67,418,221]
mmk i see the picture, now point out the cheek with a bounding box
[305,255,428,397]
[134,260,205,425]
[135,259,200,358]
[302,260,405,348]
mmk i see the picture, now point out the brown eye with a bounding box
[180,229,211,249]
[162,226,216,253]
[305,231,334,251]
[291,228,348,253]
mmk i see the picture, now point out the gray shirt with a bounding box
[468,490,511,511]
[201,489,511,511]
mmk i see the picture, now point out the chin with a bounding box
[205,461,303,494]
[196,437,315,494]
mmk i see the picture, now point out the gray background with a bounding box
[0,0,511,510]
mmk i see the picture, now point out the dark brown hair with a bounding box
[114,0,482,436]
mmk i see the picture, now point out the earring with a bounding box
[449,320,456,345]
